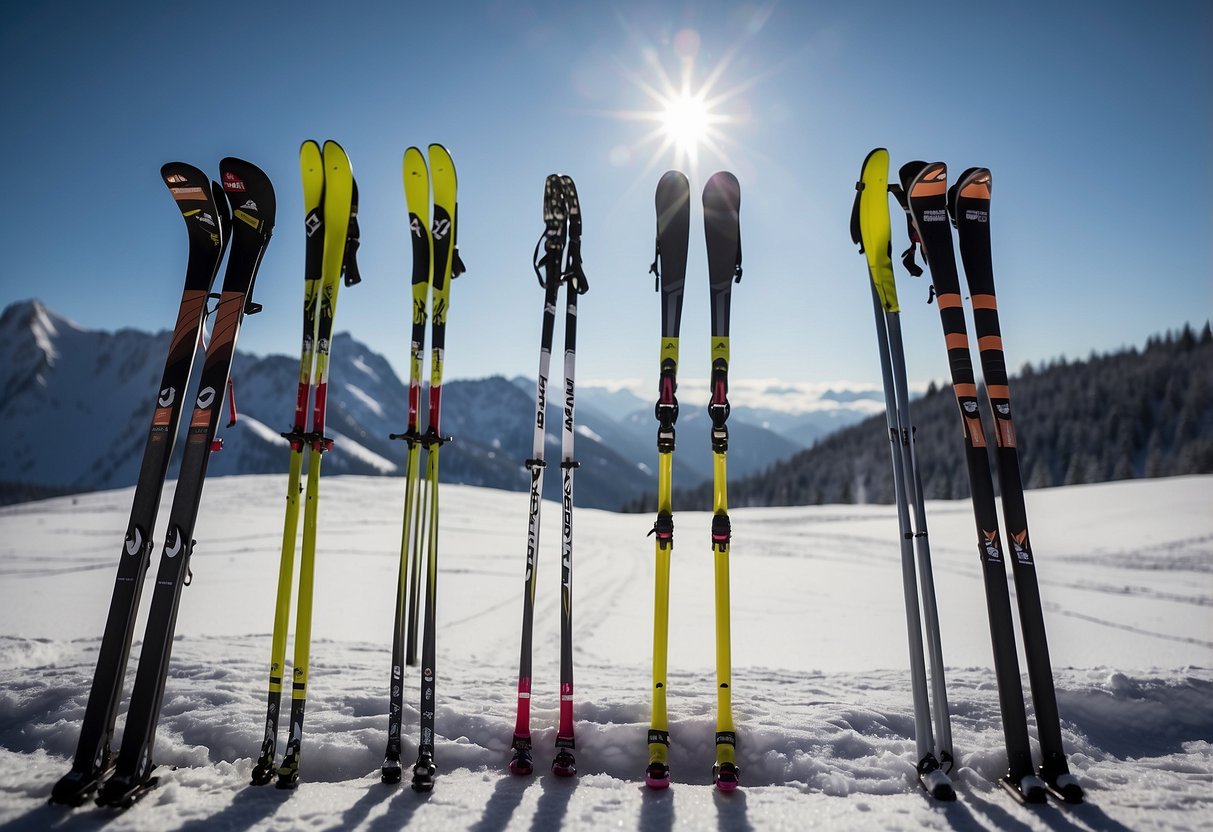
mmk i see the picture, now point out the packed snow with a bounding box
[0,475,1210,830]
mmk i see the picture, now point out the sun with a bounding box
[661,91,711,157]
[606,28,747,178]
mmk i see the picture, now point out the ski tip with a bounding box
[644,762,671,790]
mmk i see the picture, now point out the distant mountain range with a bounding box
[0,300,882,508]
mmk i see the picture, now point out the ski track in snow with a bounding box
[0,475,1211,830]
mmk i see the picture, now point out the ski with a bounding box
[509,175,568,777]
[553,174,587,778]
[96,158,275,809]
[645,170,689,790]
[948,168,1083,804]
[383,146,434,784]
[411,143,465,793]
[895,160,1046,805]
[852,148,954,801]
[273,140,360,791]
[50,164,230,806]
[703,171,742,792]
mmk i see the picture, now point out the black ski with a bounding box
[896,161,1046,804]
[50,165,230,807]
[948,168,1083,804]
[703,171,742,791]
[644,170,690,789]
[96,158,275,809]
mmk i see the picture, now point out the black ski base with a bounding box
[1000,773,1048,804]
[49,763,113,806]
[411,754,436,792]
[250,756,276,786]
[551,749,577,778]
[96,772,160,810]
[381,754,403,784]
[1044,772,1085,804]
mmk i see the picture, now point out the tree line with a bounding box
[623,322,1213,511]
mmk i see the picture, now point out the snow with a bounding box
[0,475,1211,830]
[237,415,291,448]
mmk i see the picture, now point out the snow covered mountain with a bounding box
[0,300,833,509]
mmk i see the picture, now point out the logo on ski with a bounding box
[165,529,183,559]
[410,216,423,238]
[196,386,216,409]
[170,186,207,202]
[981,529,1002,561]
[222,172,246,192]
[241,200,258,211]
[125,528,143,556]
[198,212,215,227]
[165,173,188,184]
[432,217,451,240]
[305,211,321,237]
[159,387,176,408]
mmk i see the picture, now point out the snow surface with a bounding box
[0,475,1210,830]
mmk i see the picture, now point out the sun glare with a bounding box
[606,26,751,178]
[662,92,710,156]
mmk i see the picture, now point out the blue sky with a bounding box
[2,1,1209,399]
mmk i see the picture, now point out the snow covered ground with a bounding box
[0,474,1210,830]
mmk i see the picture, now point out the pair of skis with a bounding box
[646,170,742,792]
[381,144,464,793]
[51,159,275,809]
[887,155,1083,805]
[852,149,954,800]
[509,174,588,779]
[252,139,360,790]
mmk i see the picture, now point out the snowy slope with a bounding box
[0,475,1210,830]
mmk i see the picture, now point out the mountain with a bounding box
[0,301,816,509]
[651,324,1213,511]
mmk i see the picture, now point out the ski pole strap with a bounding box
[650,237,661,291]
[887,184,924,277]
[849,180,865,252]
[343,180,362,287]
[451,247,467,278]
[225,377,238,428]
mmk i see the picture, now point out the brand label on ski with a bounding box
[305,211,321,237]
[165,529,183,559]
[165,173,188,184]
[125,528,142,556]
[159,387,176,408]
[981,530,1002,561]
[923,209,948,223]
[964,209,988,223]
[170,186,207,202]
[222,172,246,192]
[235,209,261,230]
